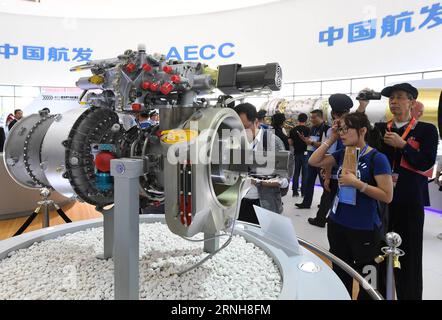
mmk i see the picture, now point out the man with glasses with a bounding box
[357,83,439,300]
[234,103,289,224]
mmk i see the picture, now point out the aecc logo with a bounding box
[166,43,235,61]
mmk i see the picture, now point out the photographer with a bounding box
[309,94,353,228]
[309,112,393,300]
[357,83,439,300]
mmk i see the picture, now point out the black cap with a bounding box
[328,94,353,113]
[381,83,418,99]
[257,110,267,120]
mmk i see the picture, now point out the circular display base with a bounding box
[0,215,350,300]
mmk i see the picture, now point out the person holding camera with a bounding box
[308,94,353,228]
[357,83,439,300]
[309,112,393,299]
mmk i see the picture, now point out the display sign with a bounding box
[1,0,442,86]
[0,44,93,62]
[166,43,235,61]
[319,2,442,46]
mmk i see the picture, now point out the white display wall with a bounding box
[1,0,442,87]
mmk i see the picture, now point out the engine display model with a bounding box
[4,45,287,239]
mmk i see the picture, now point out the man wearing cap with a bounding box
[308,94,353,227]
[357,83,439,300]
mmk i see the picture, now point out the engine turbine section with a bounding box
[41,107,124,206]
[4,107,125,207]
[4,110,56,189]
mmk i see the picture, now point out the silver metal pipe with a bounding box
[386,254,394,300]
[383,232,404,300]
[297,238,384,300]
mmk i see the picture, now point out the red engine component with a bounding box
[160,82,174,95]
[170,75,181,84]
[163,65,173,74]
[125,63,137,73]
[95,151,115,172]
[132,103,142,111]
[142,63,152,72]
[141,81,151,90]
[150,82,160,91]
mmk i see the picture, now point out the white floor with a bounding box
[281,185,442,300]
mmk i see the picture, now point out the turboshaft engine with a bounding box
[4,45,288,238]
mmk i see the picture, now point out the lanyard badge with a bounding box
[336,145,368,207]
[387,118,417,187]
[387,117,417,173]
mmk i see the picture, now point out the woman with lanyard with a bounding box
[309,112,393,300]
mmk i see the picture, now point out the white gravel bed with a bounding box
[0,223,282,300]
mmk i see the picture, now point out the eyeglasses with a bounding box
[337,126,350,134]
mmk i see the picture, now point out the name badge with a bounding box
[338,186,357,206]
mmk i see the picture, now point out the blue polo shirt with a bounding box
[330,148,391,231]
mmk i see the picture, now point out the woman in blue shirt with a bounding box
[309,112,393,300]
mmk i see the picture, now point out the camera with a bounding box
[356,90,382,101]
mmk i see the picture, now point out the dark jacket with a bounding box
[8,119,17,131]
[373,121,438,206]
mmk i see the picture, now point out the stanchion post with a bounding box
[110,158,143,300]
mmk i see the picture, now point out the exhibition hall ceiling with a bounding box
[1,0,283,18]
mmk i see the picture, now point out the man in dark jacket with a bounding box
[358,83,439,300]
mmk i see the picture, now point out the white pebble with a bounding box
[0,223,282,300]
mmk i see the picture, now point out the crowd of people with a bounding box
[234,83,440,300]
[121,109,159,130]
